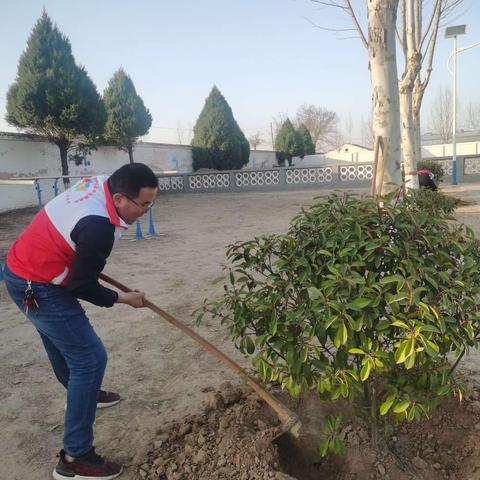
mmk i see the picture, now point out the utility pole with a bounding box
[445,25,466,185]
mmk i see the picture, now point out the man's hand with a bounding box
[116,291,146,308]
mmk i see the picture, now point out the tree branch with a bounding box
[413,0,444,118]
[419,0,441,52]
[344,0,368,49]
[407,0,416,54]
[308,0,367,49]
[303,16,356,32]
[415,0,422,47]
[441,0,466,20]
[399,0,420,89]
[399,0,407,61]
[311,0,348,10]
[338,35,368,41]
[420,0,441,90]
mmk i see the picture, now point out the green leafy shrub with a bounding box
[320,415,345,456]
[417,160,445,183]
[200,191,480,438]
[410,188,464,215]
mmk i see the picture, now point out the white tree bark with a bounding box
[413,112,422,165]
[397,0,459,188]
[410,0,444,161]
[400,90,419,188]
[314,0,460,192]
[398,0,420,189]
[368,0,402,194]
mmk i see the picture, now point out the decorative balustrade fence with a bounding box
[155,164,372,193]
[2,156,480,214]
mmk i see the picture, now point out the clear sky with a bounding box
[1,0,479,147]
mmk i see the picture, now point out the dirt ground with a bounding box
[1,184,480,480]
[140,383,480,480]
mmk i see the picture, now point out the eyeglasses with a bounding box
[122,193,155,211]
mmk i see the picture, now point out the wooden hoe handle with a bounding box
[99,273,300,433]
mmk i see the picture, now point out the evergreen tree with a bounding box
[192,86,249,171]
[6,10,105,187]
[274,118,303,166]
[103,68,152,163]
[297,123,315,157]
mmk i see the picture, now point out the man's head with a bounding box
[108,163,158,225]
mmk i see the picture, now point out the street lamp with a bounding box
[445,25,480,185]
[445,25,466,185]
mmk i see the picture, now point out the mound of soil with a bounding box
[136,382,480,480]
[137,382,291,480]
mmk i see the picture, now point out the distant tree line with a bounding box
[6,10,152,185]
[6,11,345,177]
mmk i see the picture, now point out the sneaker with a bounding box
[53,447,123,480]
[64,391,121,412]
[97,390,121,409]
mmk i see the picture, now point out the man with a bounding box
[3,163,158,480]
[417,167,438,191]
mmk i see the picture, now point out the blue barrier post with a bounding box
[135,218,143,240]
[53,178,60,197]
[148,208,156,236]
[0,261,4,282]
[34,179,43,209]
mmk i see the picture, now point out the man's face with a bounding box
[113,187,158,225]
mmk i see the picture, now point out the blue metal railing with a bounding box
[3,174,157,240]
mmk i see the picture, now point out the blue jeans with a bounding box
[3,264,107,457]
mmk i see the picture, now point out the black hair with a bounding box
[108,163,158,198]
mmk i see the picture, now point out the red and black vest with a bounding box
[7,176,128,285]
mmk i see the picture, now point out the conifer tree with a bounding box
[6,10,104,187]
[103,68,152,163]
[274,118,303,166]
[192,86,249,171]
[297,123,315,157]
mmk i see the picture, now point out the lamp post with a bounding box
[445,25,466,185]
[445,26,480,184]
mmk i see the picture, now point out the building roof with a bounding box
[422,130,480,145]
[326,143,373,154]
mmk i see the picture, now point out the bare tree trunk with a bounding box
[413,76,424,159]
[413,111,422,164]
[313,0,455,192]
[410,0,443,159]
[398,0,420,189]
[128,143,134,163]
[57,139,71,189]
[368,0,402,194]
[400,90,419,189]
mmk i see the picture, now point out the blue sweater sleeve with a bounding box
[67,215,119,307]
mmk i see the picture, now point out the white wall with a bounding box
[0,134,194,177]
[3,132,478,213]
[422,141,480,158]
[0,134,196,211]
[295,155,352,168]
[322,141,480,164]
[325,144,374,163]
[0,134,278,212]
[247,150,277,169]
[0,134,279,177]
[1,180,41,212]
